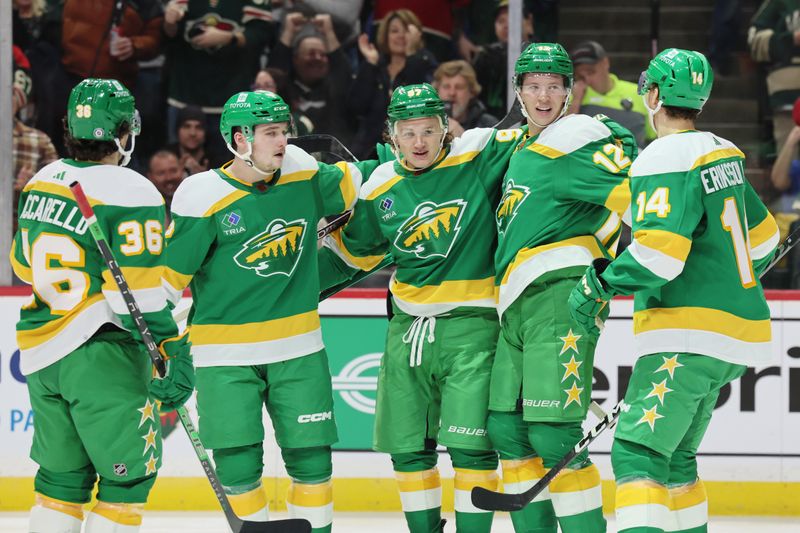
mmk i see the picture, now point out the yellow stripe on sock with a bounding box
[453,469,499,491]
[500,457,546,484]
[616,479,669,508]
[396,469,441,493]
[91,501,144,526]
[228,485,268,517]
[549,464,601,493]
[287,481,333,508]
[35,493,84,521]
[669,480,707,511]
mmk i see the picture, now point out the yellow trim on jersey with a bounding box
[219,165,253,187]
[202,190,249,217]
[604,178,631,214]
[24,181,103,206]
[9,241,32,283]
[453,469,498,491]
[277,169,316,185]
[163,267,193,292]
[189,310,320,345]
[395,470,441,493]
[616,480,669,508]
[691,148,745,170]
[435,150,480,170]
[633,229,692,262]
[749,214,779,249]
[529,143,566,159]
[549,465,602,493]
[287,481,333,507]
[16,293,106,350]
[102,266,163,291]
[366,175,404,201]
[335,161,356,208]
[501,235,605,286]
[228,487,267,516]
[633,306,771,343]
[391,277,496,305]
[329,230,386,271]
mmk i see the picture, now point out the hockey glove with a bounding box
[376,142,396,164]
[568,258,615,336]
[149,333,195,412]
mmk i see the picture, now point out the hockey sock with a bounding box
[612,438,671,532]
[500,458,558,533]
[449,448,499,533]
[225,481,269,522]
[528,421,605,533]
[667,480,707,533]
[392,451,442,533]
[84,501,144,533]
[29,493,83,533]
[282,446,333,532]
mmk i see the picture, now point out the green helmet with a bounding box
[387,83,446,128]
[66,78,138,141]
[220,90,292,145]
[638,48,713,110]
[513,43,573,88]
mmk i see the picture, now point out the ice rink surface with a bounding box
[1,512,798,532]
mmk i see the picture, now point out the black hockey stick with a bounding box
[494,99,524,129]
[472,222,800,512]
[70,182,311,533]
[289,133,358,163]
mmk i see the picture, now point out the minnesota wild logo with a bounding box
[394,200,467,259]
[234,218,306,277]
[496,180,531,235]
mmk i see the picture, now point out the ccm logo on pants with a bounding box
[297,411,333,423]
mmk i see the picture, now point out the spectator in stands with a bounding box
[252,68,314,135]
[567,40,656,148]
[770,98,800,213]
[12,0,47,50]
[162,0,273,166]
[748,0,800,150]
[433,60,497,136]
[12,47,57,228]
[166,105,209,177]
[147,150,183,211]
[271,0,365,53]
[472,0,535,119]
[268,11,354,144]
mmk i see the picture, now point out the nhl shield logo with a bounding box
[496,180,530,236]
[394,200,467,259]
[234,218,306,277]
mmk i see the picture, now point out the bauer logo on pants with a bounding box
[394,200,467,259]
[234,218,306,277]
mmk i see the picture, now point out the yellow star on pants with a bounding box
[563,382,584,408]
[654,354,683,380]
[142,425,158,455]
[636,405,664,431]
[559,329,581,355]
[645,380,673,405]
[144,453,159,476]
[137,399,156,429]
[561,355,583,382]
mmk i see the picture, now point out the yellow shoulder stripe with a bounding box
[633,229,691,262]
[529,143,566,159]
[366,175,403,201]
[435,150,480,170]
[23,181,103,206]
[202,190,248,217]
[691,147,745,170]
[277,169,316,186]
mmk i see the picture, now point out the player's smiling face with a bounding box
[518,73,568,127]
[393,116,445,170]
[248,122,290,171]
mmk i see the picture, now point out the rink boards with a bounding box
[1,288,800,514]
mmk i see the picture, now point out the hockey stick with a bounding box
[472,222,800,512]
[493,99,524,129]
[319,255,394,301]
[70,182,311,533]
[289,133,358,163]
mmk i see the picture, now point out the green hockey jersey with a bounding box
[10,159,179,375]
[601,130,780,365]
[164,145,366,367]
[322,127,523,316]
[494,114,636,316]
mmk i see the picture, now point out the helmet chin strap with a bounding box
[642,94,662,132]
[516,88,573,130]
[226,140,277,176]
[114,134,136,167]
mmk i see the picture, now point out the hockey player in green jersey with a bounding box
[568,49,780,533]
[320,83,526,533]
[163,90,370,533]
[488,43,637,533]
[9,78,193,533]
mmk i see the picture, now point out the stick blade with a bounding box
[470,486,528,512]
[238,518,312,533]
